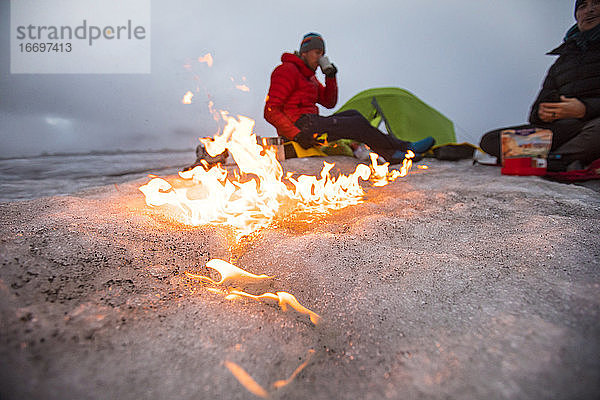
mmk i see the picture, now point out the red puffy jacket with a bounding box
[264,53,338,140]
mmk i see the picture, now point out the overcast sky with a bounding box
[0,0,575,158]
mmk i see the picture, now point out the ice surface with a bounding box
[0,157,598,399]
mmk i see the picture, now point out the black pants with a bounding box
[295,110,409,160]
[479,118,600,168]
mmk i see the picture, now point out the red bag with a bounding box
[545,158,600,182]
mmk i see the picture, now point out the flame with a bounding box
[272,349,315,389]
[184,258,272,285]
[184,259,321,325]
[207,100,220,123]
[225,349,315,397]
[198,53,213,67]
[182,91,194,104]
[231,76,250,92]
[235,84,250,92]
[417,165,429,170]
[139,111,413,237]
[368,151,414,187]
[401,151,414,176]
[227,289,321,325]
[225,361,269,398]
[225,349,315,399]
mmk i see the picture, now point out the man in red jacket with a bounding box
[264,33,435,164]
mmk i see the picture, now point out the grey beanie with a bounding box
[299,32,325,54]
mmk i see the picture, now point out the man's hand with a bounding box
[294,129,320,149]
[293,114,321,149]
[323,63,337,78]
[538,96,586,122]
[318,56,337,77]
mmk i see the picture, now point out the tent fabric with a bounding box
[335,87,456,146]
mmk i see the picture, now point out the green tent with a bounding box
[335,87,456,146]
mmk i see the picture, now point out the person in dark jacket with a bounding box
[264,32,435,164]
[480,0,600,171]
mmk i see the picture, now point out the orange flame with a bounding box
[225,361,269,398]
[207,100,220,122]
[184,258,272,285]
[225,348,315,397]
[399,150,415,177]
[198,53,213,67]
[181,91,194,104]
[230,76,250,92]
[272,349,315,389]
[227,289,321,325]
[139,111,413,237]
[367,151,414,186]
[225,349,315,399]
[184,259,321,325]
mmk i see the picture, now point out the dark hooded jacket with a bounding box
[529,24,600,145]
[264,53,337,140]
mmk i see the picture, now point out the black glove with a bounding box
[324,63,337,78]
[318,56,338,78]
[294,129,319,149]
[294,114,320,149]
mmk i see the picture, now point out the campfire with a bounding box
[139,111,413,237]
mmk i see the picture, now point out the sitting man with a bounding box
[264,32,435,164]
[481,0,600,171]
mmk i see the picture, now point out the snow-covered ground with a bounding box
[1,158,598,399]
